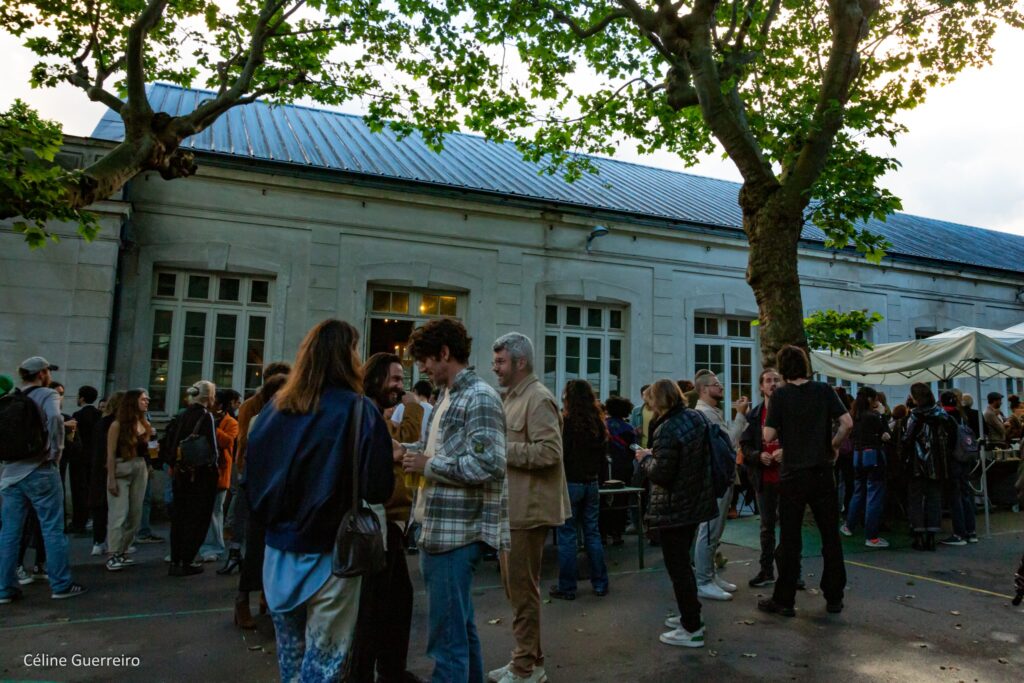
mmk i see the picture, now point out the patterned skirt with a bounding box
[271,573,362,682]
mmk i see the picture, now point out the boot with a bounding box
[234,593,257,630]
[911,533,925,551]
[925,532,936,551]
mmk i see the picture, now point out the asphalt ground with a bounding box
[1,511,1022,683]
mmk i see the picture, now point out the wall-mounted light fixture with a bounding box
[586,225,610,252]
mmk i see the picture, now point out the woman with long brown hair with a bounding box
[246,319,394,682]
[551,379,610,600]
[104,389,152,572]
[90,391,124,557]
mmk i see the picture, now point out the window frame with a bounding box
[543,301,626,401]
[366,286,467,388]
[692,313,758,410]
[147,269,273,415]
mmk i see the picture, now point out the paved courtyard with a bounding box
[1,511,1022,682]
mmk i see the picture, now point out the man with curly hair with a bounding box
[400,318,510,682]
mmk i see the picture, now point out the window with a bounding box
[147,270,272,414]
[693,314,756,413]
[366,287,465,389]
[544,301,626,400]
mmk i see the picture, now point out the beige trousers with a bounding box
[499,526,549,676]
[106,458,148,555]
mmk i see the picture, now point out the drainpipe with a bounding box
[103,179,132,398]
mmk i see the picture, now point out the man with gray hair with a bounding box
[693,371,749,602]
[489,332,569,683]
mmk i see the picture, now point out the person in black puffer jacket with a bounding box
[902,383,956,551]
[636,379,716,648]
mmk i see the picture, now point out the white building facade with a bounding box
[3,87,1024,417]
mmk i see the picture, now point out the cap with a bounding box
[19,356,58,373]
[987,391,1003,403]
[0,374,13,397]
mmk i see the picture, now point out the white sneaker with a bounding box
[865,537,890,549]
[665,615,681,629]
[164,554,172,563]
[106,555,129,572]
[201,553,221,563]
[697,583,733,601]
[839,524,853,537]
[488,664,547,683]
[16,566,34,586]
[659,626,705,648]
[713,575,737,592]
[91,543,107,557]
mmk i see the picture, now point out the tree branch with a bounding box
[125,0,169,117]
[780,0,878,203]
[682,0,777,193]
[544,5,630,39]
[178,0,292,134]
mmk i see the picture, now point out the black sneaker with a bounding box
[136,534,165,544]
[941,535,967,546]
[749,571,776,588]
[826,601,844,614]
[757,598,795,617]
[548,586,576,601]
[0,589,24,605]
[51,583,88,600]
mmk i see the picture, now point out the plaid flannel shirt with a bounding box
[407,368,510,554]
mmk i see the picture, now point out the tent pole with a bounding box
[973,360,990,538]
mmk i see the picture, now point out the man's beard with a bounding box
[378,389,403,409]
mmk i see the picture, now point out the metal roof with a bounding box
[92,83,1023,275]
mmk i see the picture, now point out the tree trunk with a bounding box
[744,193,808,369]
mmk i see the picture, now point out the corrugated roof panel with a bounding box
[88,83,1023,275]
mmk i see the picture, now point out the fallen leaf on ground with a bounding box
[998,658,1008,664]
[950,610,961,616]
[742,653,757,658]
[735,619,755,625]
[708,650,718,657]
[487,618,502,625]
[248,645,263,652]
[542,599,551,604]
[575,628,584,633]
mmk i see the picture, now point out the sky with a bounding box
[2,23,1023,235]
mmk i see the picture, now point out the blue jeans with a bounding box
[421,542,485,683]
[0,465,73,596]
[947,460,976,538]
[556,481,609,594]
[846,458,886,540]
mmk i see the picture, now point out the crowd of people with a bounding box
[0,318,1012,682]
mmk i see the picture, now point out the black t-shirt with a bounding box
[765,381,848,477]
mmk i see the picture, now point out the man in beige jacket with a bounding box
[489,332,569,683]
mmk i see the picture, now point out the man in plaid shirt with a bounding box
[402,318,510,682]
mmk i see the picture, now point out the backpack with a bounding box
[951,422,980,464]
[0,387,48,463]
[698,413,736,499]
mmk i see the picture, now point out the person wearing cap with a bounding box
[0,357,87,603]
[984,392,1007,448]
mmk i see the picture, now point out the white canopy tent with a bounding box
[811,326,1024,536]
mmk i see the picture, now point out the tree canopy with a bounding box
[2,1,1021,357]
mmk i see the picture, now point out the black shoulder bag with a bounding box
[177,411,217,468]
[332,397,386,577]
